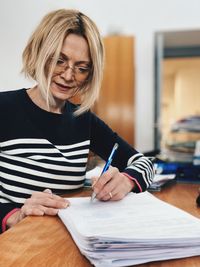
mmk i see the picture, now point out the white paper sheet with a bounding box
[58,192,200,266]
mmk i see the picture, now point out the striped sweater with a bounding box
[0,89,154,232]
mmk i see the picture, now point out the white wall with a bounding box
[1,0,200,152]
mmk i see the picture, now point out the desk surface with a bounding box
[0,183,200,267]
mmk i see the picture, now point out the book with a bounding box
[58,192,200,267]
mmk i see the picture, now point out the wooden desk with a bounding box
[0,184,200,267]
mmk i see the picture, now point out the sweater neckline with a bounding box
[21,88,69,118]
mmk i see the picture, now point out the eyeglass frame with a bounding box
[52,56,92,83]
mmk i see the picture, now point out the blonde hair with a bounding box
[22,9,104,116]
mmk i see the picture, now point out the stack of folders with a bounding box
[58,192,200,267]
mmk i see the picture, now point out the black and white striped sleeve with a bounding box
[122,153,154,192]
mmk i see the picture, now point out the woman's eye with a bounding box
[57,58,65,65]
[77,67,90,73]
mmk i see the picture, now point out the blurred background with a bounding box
[0,0,200,158]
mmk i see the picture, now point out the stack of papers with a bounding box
[58,192,200,267]
[148,174,176,191]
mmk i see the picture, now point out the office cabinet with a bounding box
[93,36,135,146]
[160,57,200,162]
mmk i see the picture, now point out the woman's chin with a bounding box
[51,83,75,101]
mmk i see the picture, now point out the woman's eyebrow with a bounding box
[59,52,69,60]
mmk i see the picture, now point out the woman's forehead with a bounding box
[61,34,90,63]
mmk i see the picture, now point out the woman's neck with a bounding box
[27,86,65,114]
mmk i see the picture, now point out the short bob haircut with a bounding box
[22,9,104,116]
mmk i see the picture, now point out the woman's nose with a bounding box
[60,67,75,81]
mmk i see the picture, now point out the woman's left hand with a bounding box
[92,167,135,201]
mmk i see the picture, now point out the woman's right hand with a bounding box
[6,189,69,229]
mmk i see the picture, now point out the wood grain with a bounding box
[94,36,135,146]
[0,184,200,267]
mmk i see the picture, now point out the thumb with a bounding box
[91,177,98,188]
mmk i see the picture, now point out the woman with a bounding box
[0,9,154,233]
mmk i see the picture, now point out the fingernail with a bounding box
[62,202,69,208]
[44,189,52,194]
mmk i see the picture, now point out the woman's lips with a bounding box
[55,82,74,90]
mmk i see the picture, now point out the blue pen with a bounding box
[90,143,119,202]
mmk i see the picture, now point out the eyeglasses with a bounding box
[54,57,92,82]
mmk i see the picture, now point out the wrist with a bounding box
[122,172,142,193]
[5,209,21,230]
[122,172,136,192]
